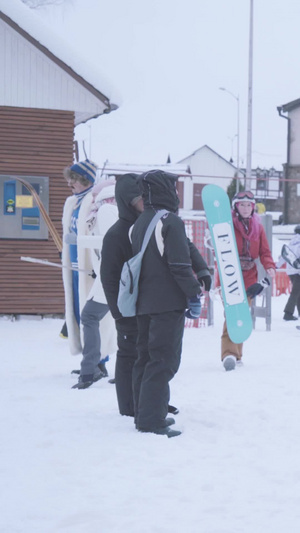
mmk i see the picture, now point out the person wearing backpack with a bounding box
[131,169,211,438]
[101,173,180,418]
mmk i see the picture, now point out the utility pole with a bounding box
[219,87,240,192]
[246,0,254,190]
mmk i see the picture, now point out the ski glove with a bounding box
[246,277,270,299]
[185,294,202,319]
[198,274,212,292]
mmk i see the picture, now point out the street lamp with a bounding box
[219,87,240,193]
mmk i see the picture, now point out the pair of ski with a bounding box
[16,177,89,275]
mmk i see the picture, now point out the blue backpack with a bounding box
[117,210,168,317]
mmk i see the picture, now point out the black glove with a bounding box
[246,277,270,299]
[198,274,212,292]
[185,294,202,319]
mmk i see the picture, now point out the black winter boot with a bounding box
[283,313,298,321]
[138,426,181,438]
[72,372,104,389]
[168,404,179,415]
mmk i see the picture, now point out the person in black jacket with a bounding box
[101,174,182,418]
[100,174,142,416]
[131,169,211,438]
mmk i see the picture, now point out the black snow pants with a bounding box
[133,309,185,430]
[115,317,138,417]
[284,274,300,316]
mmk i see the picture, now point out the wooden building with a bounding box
[0,1,119,315]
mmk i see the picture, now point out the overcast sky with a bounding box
[38,0,300,171]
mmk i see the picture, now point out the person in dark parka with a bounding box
[101,173,184,418]
[100,174,142,417]
[131,169,211,438]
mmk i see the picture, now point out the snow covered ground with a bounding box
[1,292,300,533]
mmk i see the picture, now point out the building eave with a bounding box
[0,10,113,113]
[281,98,300,113]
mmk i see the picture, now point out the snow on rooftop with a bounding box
[99,162,190,177]
[0,0,121,107]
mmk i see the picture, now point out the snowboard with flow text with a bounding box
[202,184,252,343]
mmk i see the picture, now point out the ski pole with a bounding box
[20,256,95,276]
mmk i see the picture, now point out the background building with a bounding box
[0,1,119,315]
[278,98,300,224]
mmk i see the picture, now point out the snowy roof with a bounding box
[178,144,238,170]
[99,162,191,178]
[0,0,121,121]
[280,98,300,113]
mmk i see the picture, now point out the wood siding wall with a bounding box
[0,106,74,315]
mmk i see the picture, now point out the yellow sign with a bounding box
[16,195,33,208]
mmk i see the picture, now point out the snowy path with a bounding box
[1,294,300,532]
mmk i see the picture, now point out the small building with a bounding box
[100,161,190,208]
[277,98,300,223]
[0,0,119,315]
[178,145,243,210]
[239,166,284,213]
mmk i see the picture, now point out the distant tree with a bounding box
[20,0,69,8]
[227,175,244,203]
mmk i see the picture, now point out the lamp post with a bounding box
[219,87,240,193]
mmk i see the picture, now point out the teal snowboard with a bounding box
[202,184,252,343]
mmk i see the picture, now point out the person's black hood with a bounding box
[138,170,180,212]
[115,173,141,223]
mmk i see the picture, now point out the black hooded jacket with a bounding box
[100,173,140,319]
[131,170,207,315]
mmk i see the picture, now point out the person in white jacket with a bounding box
[62,160,117,389]
[278,225,300,321]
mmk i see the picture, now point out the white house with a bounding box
[178,145,242,209]
[99,161,190,208]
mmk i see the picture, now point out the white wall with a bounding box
[180,146,241,210]
[0,19,106,124]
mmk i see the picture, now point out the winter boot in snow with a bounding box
[168,404,179,415]
[223,355,236,371]
[138,425,181,438]
[283,312,298,321]
[136,417,175,430]
[59,321,68,339]
[72,372,104,389]
[98,355,109,377]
